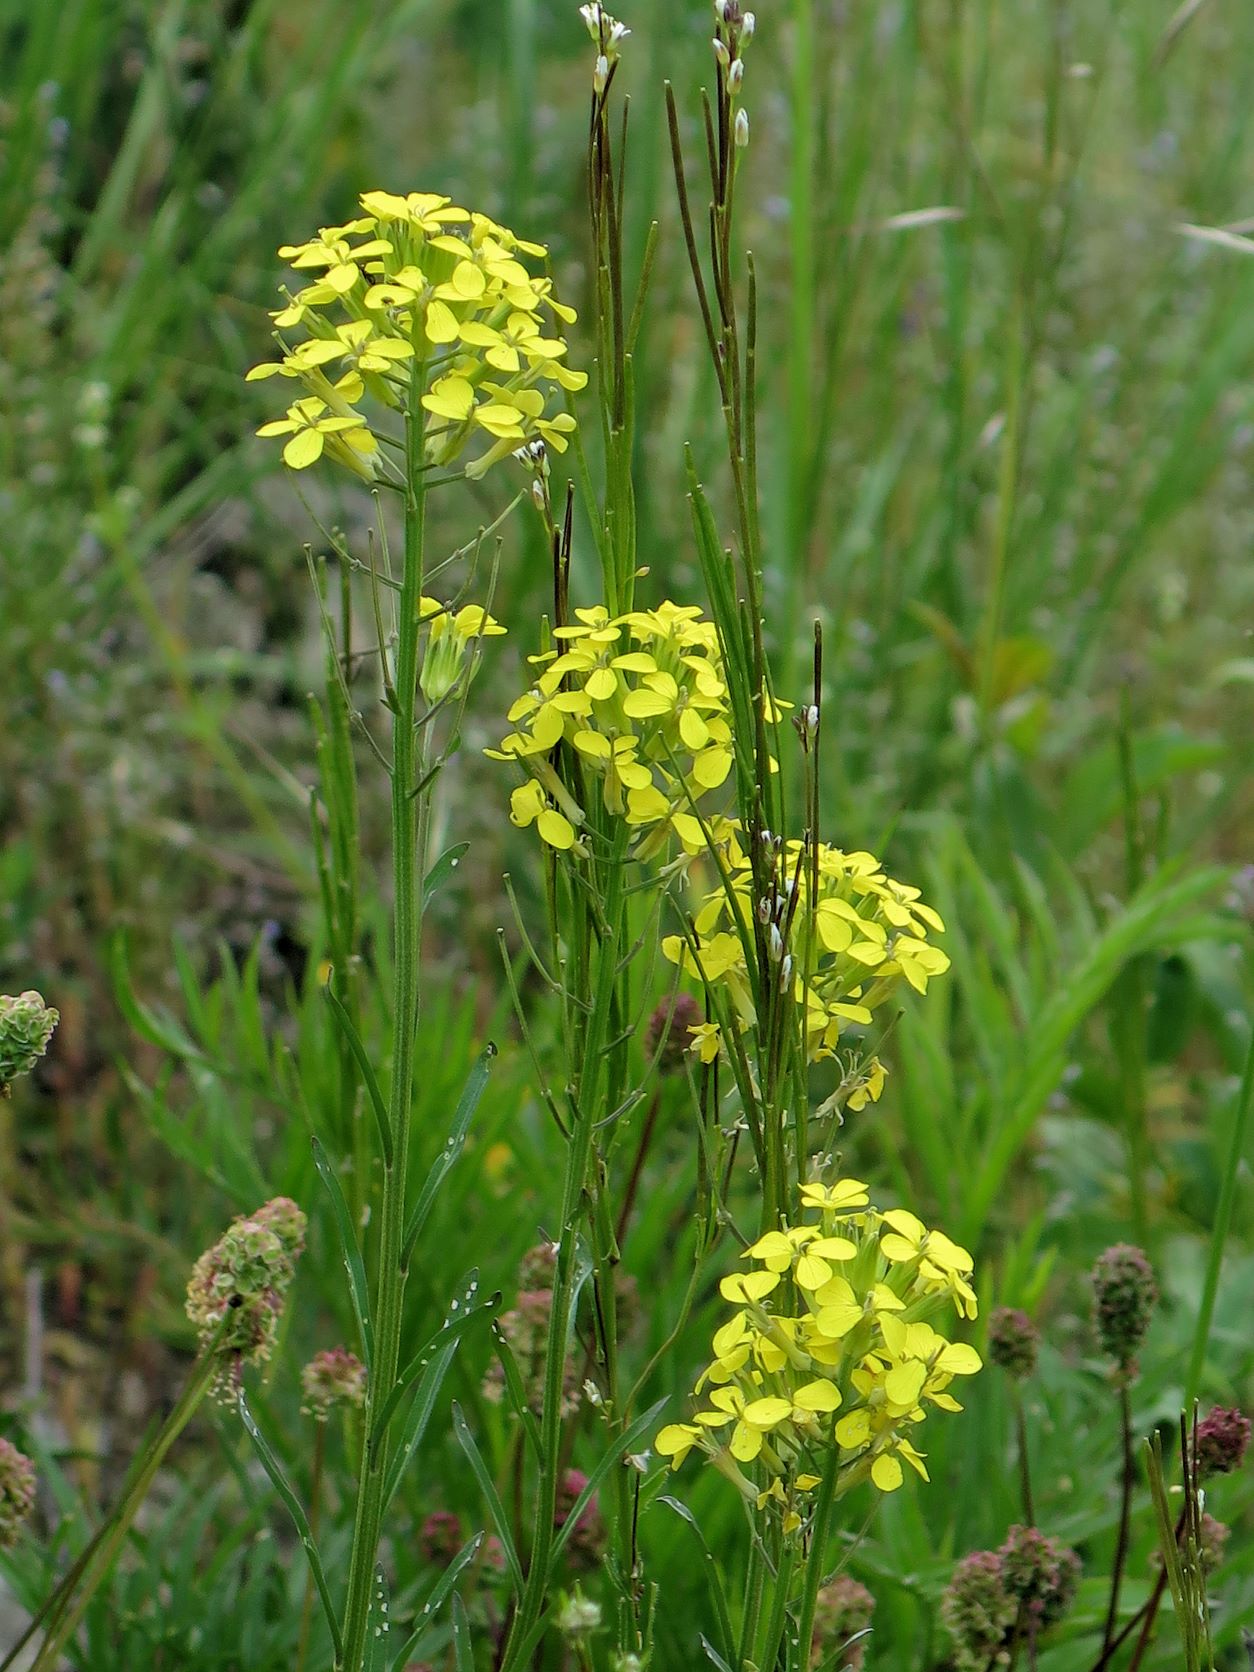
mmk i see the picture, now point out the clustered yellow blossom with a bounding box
[663,836,950,1067]
[248,191,585,480]
[656,1180,980,1527]
[419,595,506,705]
[487,601,734,854]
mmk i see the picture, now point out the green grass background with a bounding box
[3,0,1254,1666]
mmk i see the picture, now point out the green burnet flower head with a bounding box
[248,192,585,481]
[1091,1243,1157,1378]
[0,1438,36,1550]
[185,1197,306,1397]
[0,990,58,1094]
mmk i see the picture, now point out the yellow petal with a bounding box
[871,1453,904,1492]
[283,428,324,468]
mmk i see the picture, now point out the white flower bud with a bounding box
[734,107,750,148]
[609,20,631,46]
[557,1592,602,1638]
[780,953,794,987]
[728,57,744,91]
[742,11,756,37]
[531,479,547,512]
[712,36,731,67]
[767,923,784,963]
[714,0,730,19]
[594,52,610,91]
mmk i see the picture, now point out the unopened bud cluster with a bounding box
[0,1438,36,1550]
[185,1198,306,1394]
[713,1,755,150]
[1090,1243,1157,1377]
[300,1346,367,1420]
[0,990,58,1093]
[579,4,631,94]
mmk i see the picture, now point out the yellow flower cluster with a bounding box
[418,595,506,705]
[488,601,734,854]
[248,191,585,480]
[656,1180,980,1526]
[663,837,950,1066]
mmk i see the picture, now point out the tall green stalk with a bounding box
[338,373,429,1671]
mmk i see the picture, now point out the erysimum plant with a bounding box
[247,188,590,1670]
[2,11,978,1672]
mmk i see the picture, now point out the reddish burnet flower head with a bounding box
[810,1575,875,1670]
[516,1241,559,1292]
[300,1347,366,1420]
[1091,1244,1157,1375]
[1198,1513,1230,1574]
[987,1307,1040,1380]
[419,1510,464,1568]
[646,992,702,1075]
[1194,1406,1251,1480]
[940,1551,1015,1672]
[555,1469,605,1573]
[998,1525,1081,1634]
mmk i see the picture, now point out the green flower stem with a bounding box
[757,1533,796,1672]
[295,1419,326,1672]
[21,1348,218,1672]
[737,1538,767,1671]
[1012,1383,1036,1527]
[499,826,631,1672]
[794,1447,840,1668]
[339,368,429,1672]
[1184,1012,1254,1411]
[1099,1382,1135,1660]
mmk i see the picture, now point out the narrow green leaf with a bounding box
[402,1044,497,1267]
[659,1495,736,1666]
[365,1564,391,1672]
[389,1534,484,1672]
[552,1399,668,1562]
[312,1135,374,1366]
[324,985,393,1168]
[238,1392,343,1664]
[381,1274,487,1512]
[450,1594,474,1672]
[372,1277,498,1444]
[425,842,470,895]
[487,1322,545,1468]
[451,1401,523,1593]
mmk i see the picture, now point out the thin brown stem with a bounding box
[1101,1382,1136,1656]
